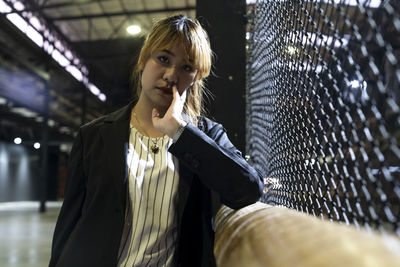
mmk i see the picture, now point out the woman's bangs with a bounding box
[183,35,203,71]
[179,30,209,75]
[155,31,204,72]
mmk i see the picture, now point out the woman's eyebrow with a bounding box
[161,49,174,56]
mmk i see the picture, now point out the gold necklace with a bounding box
[132,110,161,154]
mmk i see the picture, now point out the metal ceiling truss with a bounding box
[48,6,195,21]
[4,1,195,42]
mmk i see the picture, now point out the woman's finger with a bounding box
[181,89,187,102]
[172,85,179,101]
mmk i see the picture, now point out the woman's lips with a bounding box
[157,86,173,95]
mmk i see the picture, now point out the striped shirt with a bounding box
[117,126,180,267]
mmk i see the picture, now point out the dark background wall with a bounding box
[0,142,60,201]
[197,0,247,153]
[0,142,39,201]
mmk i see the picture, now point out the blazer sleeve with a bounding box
[49,129,87,267]
[168,119,263,209]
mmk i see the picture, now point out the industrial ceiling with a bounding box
[0,0,196,149]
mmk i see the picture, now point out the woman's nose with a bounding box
[163,67,178,84]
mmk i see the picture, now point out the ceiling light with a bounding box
[29,16,43,31]
[99,93,107,102]
[59,126,71,134]
[26,25,44,47]
[48,119,56,127]
[0,0,12,13]
[34,142,40,149]
[51,49,70,67]
[65,65,83,81]
[89,83,100,96]
[14,137,22,145]
[11,107,38,118]
[13,1,24,11]
[6,13,28,33]
[60,144,72,153]
[127,25,141,35]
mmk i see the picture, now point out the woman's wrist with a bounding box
[172,121,188,142]
[162,118,186,139]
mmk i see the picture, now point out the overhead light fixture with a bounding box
[99,93,106,102]
[51,49,70,67]
[11,107,38,118]
[60,143,72,153]
[59,126,72,134]
[127,25,141,35]
[48,119,56,127]
[14,137,22,145]
[89,84,100,96]
[34,142,40,149]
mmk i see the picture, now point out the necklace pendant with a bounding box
[151,144,159,154]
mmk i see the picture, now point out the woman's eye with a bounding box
[158,56,168,63]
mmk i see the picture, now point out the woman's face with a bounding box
[140,43,198,110]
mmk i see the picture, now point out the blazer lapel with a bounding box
[100,102,134,208]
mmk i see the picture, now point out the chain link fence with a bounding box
[246,0,400,235]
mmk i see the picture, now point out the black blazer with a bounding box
[49,102,263,267]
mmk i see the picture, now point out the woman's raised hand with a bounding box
[152,85,187,138]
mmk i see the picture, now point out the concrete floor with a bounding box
[0,201,61,267]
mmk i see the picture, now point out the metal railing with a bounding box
[214,203,400,267]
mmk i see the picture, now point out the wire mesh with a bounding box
[246,0,400,235]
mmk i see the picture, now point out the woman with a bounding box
[49,15,263,267]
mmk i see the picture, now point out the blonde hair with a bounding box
[133,15,213,126]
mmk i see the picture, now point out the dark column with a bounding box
[39,78,49,213]
[81,86,87,125]
[196,0,247,152]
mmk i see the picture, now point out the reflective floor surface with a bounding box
[0,201,61,267]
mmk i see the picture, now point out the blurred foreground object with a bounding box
[214,202,400,267]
